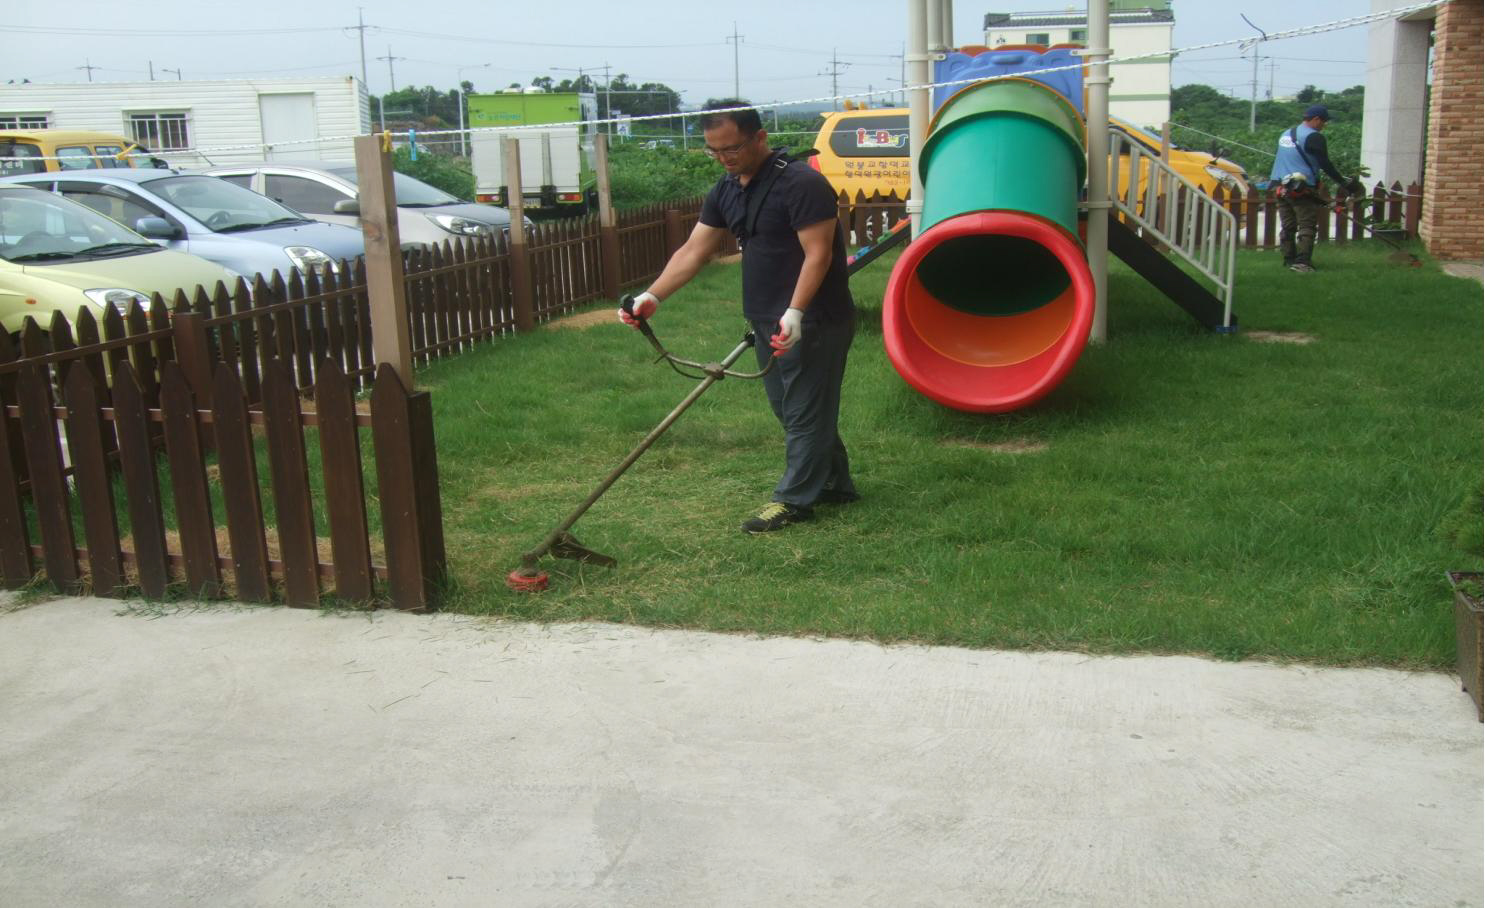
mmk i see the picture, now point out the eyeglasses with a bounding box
[703,138,754,160]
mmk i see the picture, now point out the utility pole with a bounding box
[1266,59,1276,99]
[899,42,907,106]
[726,22,743,98]
[351,8,366,93]
[377,46,403,93]
[148,61,155,81]
[163,67,182,81]
[77,59,99,82]
[1240,13,1267,132]
[820,49,851,111]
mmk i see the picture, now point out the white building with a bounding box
[1360,0,1439,187]
[983,3,1175,127]
[0,76,370,166]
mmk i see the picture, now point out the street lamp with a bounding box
[456,62,492,157]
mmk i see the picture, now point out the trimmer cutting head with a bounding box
[506,566,550,593]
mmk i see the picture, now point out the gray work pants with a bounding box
[750,312,856,508]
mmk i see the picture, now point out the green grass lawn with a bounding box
[417,240,1481,668]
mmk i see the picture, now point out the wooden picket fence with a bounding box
[837,190,909,247]
[0,302,444,609]
[1198,180,1422,249]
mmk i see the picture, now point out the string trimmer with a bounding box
[1324,191,1423,267]
[506,295,775,592]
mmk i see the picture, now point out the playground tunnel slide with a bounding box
[883,72,1095,413]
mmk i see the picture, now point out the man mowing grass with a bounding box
[619,99,858,533]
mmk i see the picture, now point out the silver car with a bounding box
[0,169,364,283]
[201,162,523,249]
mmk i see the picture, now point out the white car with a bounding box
[202,162,526,250]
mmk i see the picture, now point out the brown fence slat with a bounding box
[0,329,30,488]
[211,363,273,603]
[62,366,123,597]
[372,364,439,611]
[159,362,222,598]
[16,362,77,592]
[112,363,170,597]
[0,363,33,586]
[315,360,374,602]
[262,359,320,607]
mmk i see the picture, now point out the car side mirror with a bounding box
[134,217,182,239]
[333,198,361,215]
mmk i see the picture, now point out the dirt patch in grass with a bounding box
[1247,330,1317,345]
[944,438,1048,454]
[547,308,618,331]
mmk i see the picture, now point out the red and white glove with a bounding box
[617,291,659,327]
[770,307,804,353]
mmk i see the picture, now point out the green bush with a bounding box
[608,142,721,209]
[392,148,475,201]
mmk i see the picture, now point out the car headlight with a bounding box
[430,214,494,236]
[284,246,340,276]
[1204,164,1241,190]
[84,288,152,311]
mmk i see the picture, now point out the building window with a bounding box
[1026,32,1051,45]
[0,114,49,129]
[128,112,190,150]
[1070,29,1088,43]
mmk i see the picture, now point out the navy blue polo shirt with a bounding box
[699,150,855,324]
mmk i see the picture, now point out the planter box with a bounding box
[1447,571,1483,722]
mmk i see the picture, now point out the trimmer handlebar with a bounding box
[619,293,773,381]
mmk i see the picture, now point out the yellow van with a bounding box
[810,108,1249,202]
[0,130,159,176]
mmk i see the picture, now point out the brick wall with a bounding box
[1419,0,1484,260]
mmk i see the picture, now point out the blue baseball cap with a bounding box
[1303,104,1331,121]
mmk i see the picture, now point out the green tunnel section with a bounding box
[916,78,1088,317]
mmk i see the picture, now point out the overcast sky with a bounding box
[7,1,1378,111]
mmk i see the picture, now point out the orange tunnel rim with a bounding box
[883,210,1096,413]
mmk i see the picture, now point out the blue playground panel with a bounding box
[932,48,1085,117]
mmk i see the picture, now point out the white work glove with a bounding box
[617,291,659,327]
[770,307,805,353]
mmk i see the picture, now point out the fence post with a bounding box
[595,133,623,301]
[352,134,415,387]
[502,137,536,332]
[664,208,685,257]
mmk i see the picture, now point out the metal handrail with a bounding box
[1108,129,1238,329]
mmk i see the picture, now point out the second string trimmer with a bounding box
[506,295,774,592]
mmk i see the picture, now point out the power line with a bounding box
[819,49,851,111]
[1,24,346,37]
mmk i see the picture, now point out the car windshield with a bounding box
[148,174,311,232]
[0,188,160,264]
[326,166,461,207]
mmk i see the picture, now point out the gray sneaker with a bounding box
[1288,262,1316,273]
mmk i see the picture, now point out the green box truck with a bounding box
[467,90,598,217]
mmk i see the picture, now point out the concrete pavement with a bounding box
[0,596,1479,906]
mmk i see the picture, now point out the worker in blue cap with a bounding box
[1270,103,1363,272]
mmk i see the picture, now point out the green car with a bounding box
[0,184,236,338]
